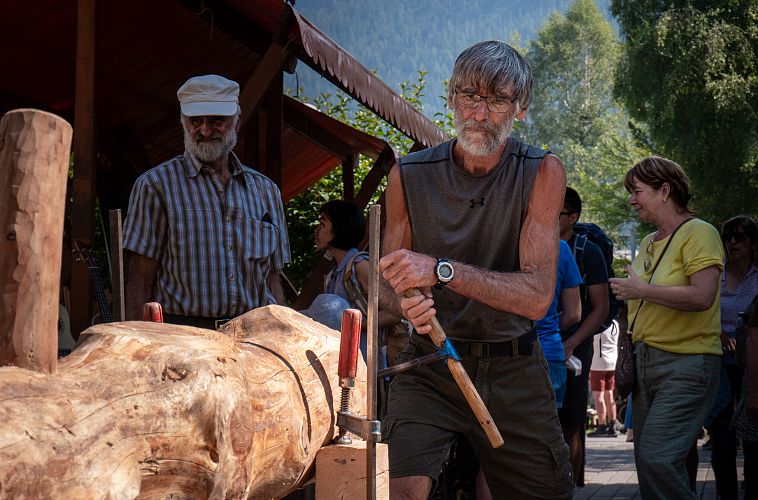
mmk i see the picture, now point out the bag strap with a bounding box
[628,217,694,335]
[342,251,369,316]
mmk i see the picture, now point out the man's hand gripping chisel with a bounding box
[398,288,504,448]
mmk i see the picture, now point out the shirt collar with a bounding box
[182,150,244,178]
[335,248,360,273]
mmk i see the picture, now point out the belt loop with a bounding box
[511,338,519,359]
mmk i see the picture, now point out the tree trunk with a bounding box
[0,109,73,372]
[0,305,367,499]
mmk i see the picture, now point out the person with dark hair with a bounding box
[733,294,758,499]
[303,201,405,359]
[378,40,572,499]
[558,186,610,485]
[610,156,724,499]
[706,214,758,499]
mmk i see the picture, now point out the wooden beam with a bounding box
[282,105,353,160]
[263,73,283,187]
[342,154,357,201]
[238,40,290,130]
[0,110,72,373]
[70,0,97,339]
[354,145,396,210]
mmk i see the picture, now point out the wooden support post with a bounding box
[70,0,97,338]
[0,109,73,372]
[108,209,125,321]
[315,442,389,499]
[343,153,357,201]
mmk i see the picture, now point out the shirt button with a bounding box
[225,216,231,222]
[227,245,233,251]
[228,274,234,280]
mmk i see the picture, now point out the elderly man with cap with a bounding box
[123,74,290,328]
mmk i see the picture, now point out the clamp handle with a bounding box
[142,302,164,323]
[337,309,362,380]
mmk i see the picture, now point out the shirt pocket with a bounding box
[240,216,277,262]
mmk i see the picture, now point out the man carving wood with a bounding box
[378,41,572,499]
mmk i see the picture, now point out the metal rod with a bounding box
[366,204,380,500]
[377,350,449,379]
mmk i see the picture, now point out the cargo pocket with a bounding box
[548,437,573,499]
[380,416,397,445]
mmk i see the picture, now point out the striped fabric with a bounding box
[124,151,290,318]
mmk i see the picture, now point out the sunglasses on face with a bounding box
[724,233,748,243]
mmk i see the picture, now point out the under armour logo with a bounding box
[469,197,485,208]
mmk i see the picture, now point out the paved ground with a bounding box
[577,433,745,499]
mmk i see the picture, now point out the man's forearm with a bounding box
[267,271,287,305]
[378,277,404,318]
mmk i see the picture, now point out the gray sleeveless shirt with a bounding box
[399,137,547,342]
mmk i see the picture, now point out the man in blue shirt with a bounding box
[536,239,582,408]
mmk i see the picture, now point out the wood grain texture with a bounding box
[0,109,73,373]
[0,305,367,499]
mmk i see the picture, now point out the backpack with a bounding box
[572,222,620,332]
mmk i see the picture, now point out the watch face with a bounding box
[437,262,454,281]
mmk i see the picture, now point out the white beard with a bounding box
[453,111,513,156]
[183,121,238,163]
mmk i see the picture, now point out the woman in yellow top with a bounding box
[610,156,723,500]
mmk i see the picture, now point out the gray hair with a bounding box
[448,41,533,111]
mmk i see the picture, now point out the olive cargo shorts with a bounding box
[381,334,573,499]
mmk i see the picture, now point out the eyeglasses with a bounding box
[559,211,572,217]
[454,88,517,113]
[643,238,654,272]
[724,233,748,243]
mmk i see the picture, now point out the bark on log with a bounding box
[0,305,367,499]
[0,109,73,372]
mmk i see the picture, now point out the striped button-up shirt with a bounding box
[124,151,290,318]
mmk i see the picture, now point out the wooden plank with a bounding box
[315,442,389,500]
[108,209,125,321]
[0,109,73,373]
[70,0,97,339]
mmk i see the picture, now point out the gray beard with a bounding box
[183,124,238,163]
[453,112,513,156]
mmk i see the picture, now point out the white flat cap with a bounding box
[177,74,239,117]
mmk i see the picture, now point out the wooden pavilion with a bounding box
[0,0,448,337]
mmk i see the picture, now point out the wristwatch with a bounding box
[434,258,455,288]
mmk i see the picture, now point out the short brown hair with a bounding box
[623,156,692,211]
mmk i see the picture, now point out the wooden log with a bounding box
[0,109,73,373]
[0,305,367,499]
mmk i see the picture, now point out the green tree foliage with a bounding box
[526,0,648,242]
[283,72,452,290]
[611,0,758,224]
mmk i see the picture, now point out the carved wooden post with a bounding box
[0,109,73,372]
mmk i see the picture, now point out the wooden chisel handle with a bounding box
[404,288,504,448]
